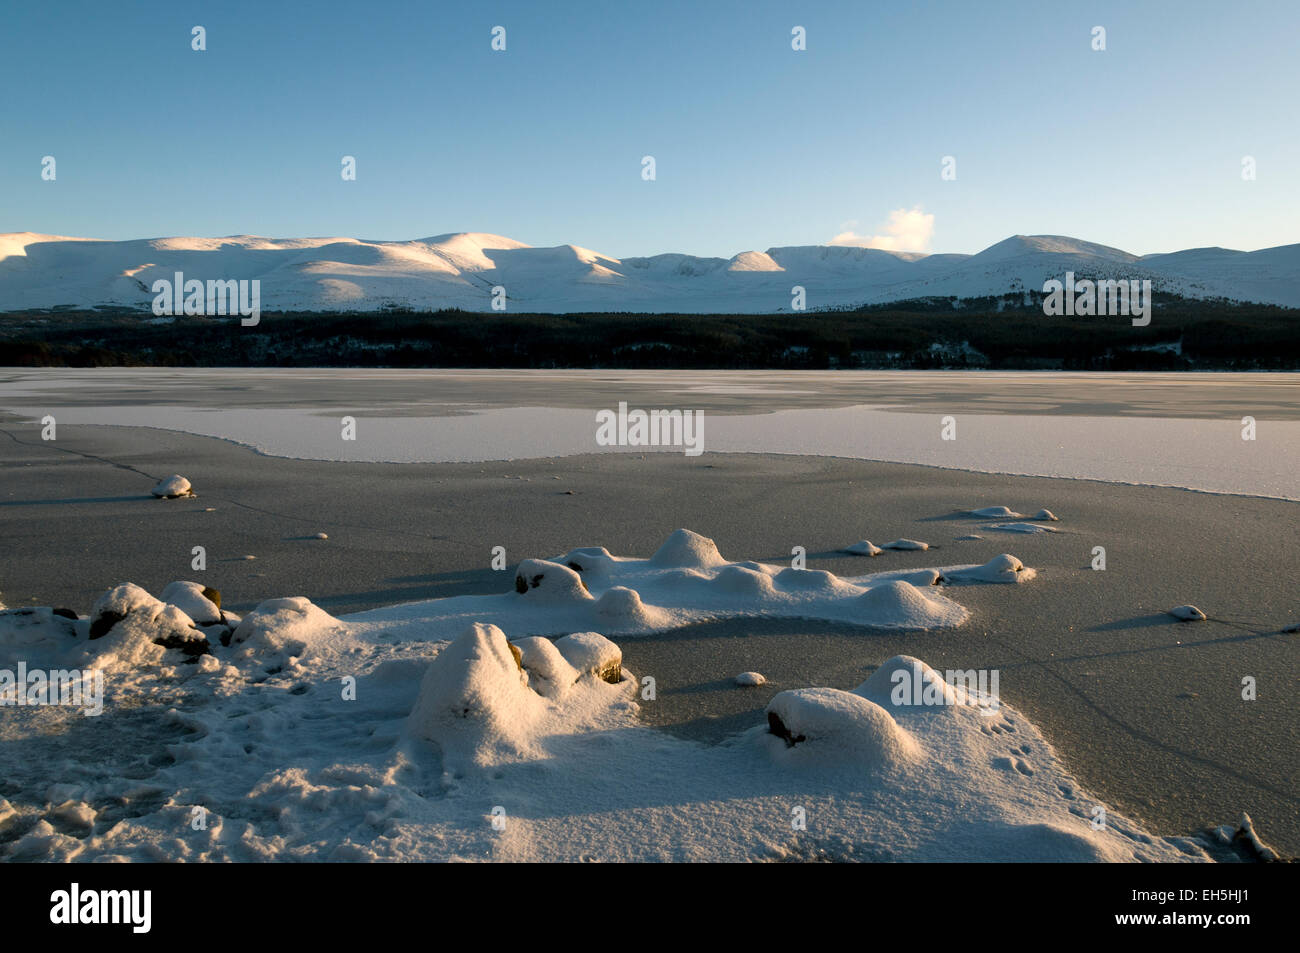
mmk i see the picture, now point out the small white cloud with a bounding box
[830,207,935,252]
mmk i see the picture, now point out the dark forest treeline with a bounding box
[1,295,1296,370]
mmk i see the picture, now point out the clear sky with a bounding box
[2,0,1296,258]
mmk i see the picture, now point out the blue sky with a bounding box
[2,0,1296,257]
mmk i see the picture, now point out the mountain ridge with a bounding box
[2,231,1297,313]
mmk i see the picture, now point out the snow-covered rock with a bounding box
[150,475,193,499]
[764,687,921,767]
[553,632,623,684]
[735,671,766,687]
[86,583,208,666]
[406,623,543,769]
[969,506,1021,518]
[552,546,618,588]
[511,636,580,698]
[882,538,928,551]
[845,540,882,556]
[1169,604,1207,622]
[942,554,1036,585]
[513,559,594,603]
[160,581,223,626]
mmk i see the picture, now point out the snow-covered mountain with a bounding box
[2,231,1297,313]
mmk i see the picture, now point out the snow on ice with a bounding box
[0,529,1213,862]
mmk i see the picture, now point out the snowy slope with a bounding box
[1,230,1297,313]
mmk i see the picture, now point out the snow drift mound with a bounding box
[774,567,857,594]
[764,687,921,768]
[593,586,673,628]
[649,528,727,569]
[942,554,1036,585]
[552,546,618,588]
[855,580,967,629]
[712,565,777,597]
[0,607,77,666]
[856,655,960,710]
[230,597,341,660]
[406,623,544,769]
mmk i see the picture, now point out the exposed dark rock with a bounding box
[767,711,806,748]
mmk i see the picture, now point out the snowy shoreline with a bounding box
[0,529,1230,862]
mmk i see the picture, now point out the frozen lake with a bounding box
[2,369,1298,499]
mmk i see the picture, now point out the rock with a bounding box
[767,710,804,746]
[554,632,622,683]
[151,475,194,499]
[313,533,328,540]
[1169,605,1206,622]
[51,607,79,620]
